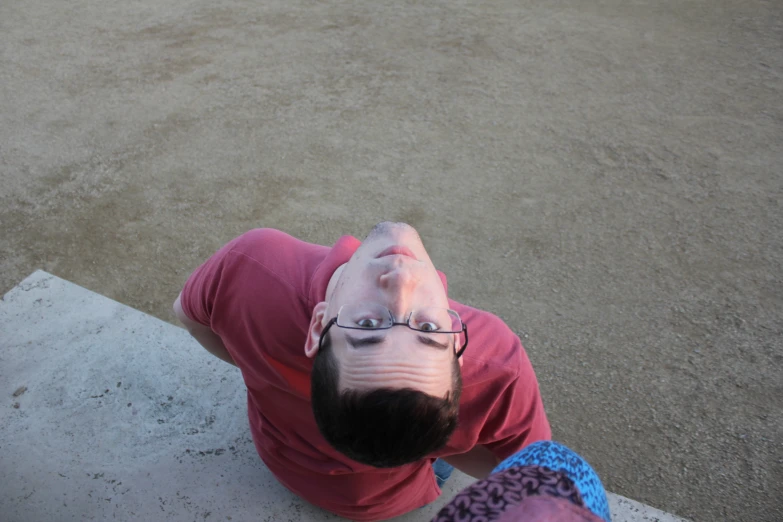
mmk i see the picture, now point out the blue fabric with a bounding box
[493,441,612,522]
[432,458,454,489]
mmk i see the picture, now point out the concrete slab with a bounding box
[0,271,687,522]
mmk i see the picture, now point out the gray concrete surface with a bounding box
[1,1,781,520]
[1,271,687,522]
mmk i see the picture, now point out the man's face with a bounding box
[307,222,459,399]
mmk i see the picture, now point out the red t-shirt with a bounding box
[180,229,551,521]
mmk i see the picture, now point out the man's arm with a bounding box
[173,293,237,367]
[442,445,501,479]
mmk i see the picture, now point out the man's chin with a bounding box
[366,221,420,242]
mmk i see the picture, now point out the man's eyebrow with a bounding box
[416,334,451,351]
[344,333,452,351]
[345,333,387,349]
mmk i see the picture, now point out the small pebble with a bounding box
[13,402,20,409]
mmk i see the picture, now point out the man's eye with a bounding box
[418,321,440,332]
[356,318,382,328]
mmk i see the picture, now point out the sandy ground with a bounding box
[1,1,781,520]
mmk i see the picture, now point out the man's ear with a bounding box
[305,302,329,359]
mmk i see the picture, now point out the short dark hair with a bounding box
[311,331,462,468]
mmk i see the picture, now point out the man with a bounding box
[173,222,550,521]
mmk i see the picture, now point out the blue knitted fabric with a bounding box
[492,441,611,521]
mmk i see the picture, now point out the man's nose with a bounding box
[379,269,415,316]
[379,266,416,290]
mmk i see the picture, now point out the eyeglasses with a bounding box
[319,303,469,358]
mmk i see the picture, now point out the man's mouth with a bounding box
[376,246,418,260]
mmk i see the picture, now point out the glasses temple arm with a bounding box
[456,324,468,358]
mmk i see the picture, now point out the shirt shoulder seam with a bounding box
[226,249,312,304]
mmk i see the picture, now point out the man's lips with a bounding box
[376,246,418,260]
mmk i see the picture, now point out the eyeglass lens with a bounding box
[337,303,461,332]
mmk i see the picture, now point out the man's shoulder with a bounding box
[451,302,512,330]
[221,229,330,278]
[450,300,527,380]
[226,228,320,258]
[450,300,520,346]
[217,229,360,306]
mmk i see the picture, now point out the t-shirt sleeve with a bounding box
[479,355,552,461]
[447,304,551,462]
[178,229,325,331]
[179,234,246,328]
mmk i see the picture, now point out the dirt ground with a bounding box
[1,1,781,520]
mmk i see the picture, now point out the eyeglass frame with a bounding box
[318,305,469,358]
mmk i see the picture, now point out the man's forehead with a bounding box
[336,348,454,397]
[334,327,455,355]
[343,330,452,352]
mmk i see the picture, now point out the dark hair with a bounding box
[311,331,462,468]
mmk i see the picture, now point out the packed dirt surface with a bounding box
[1,1,781,520]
